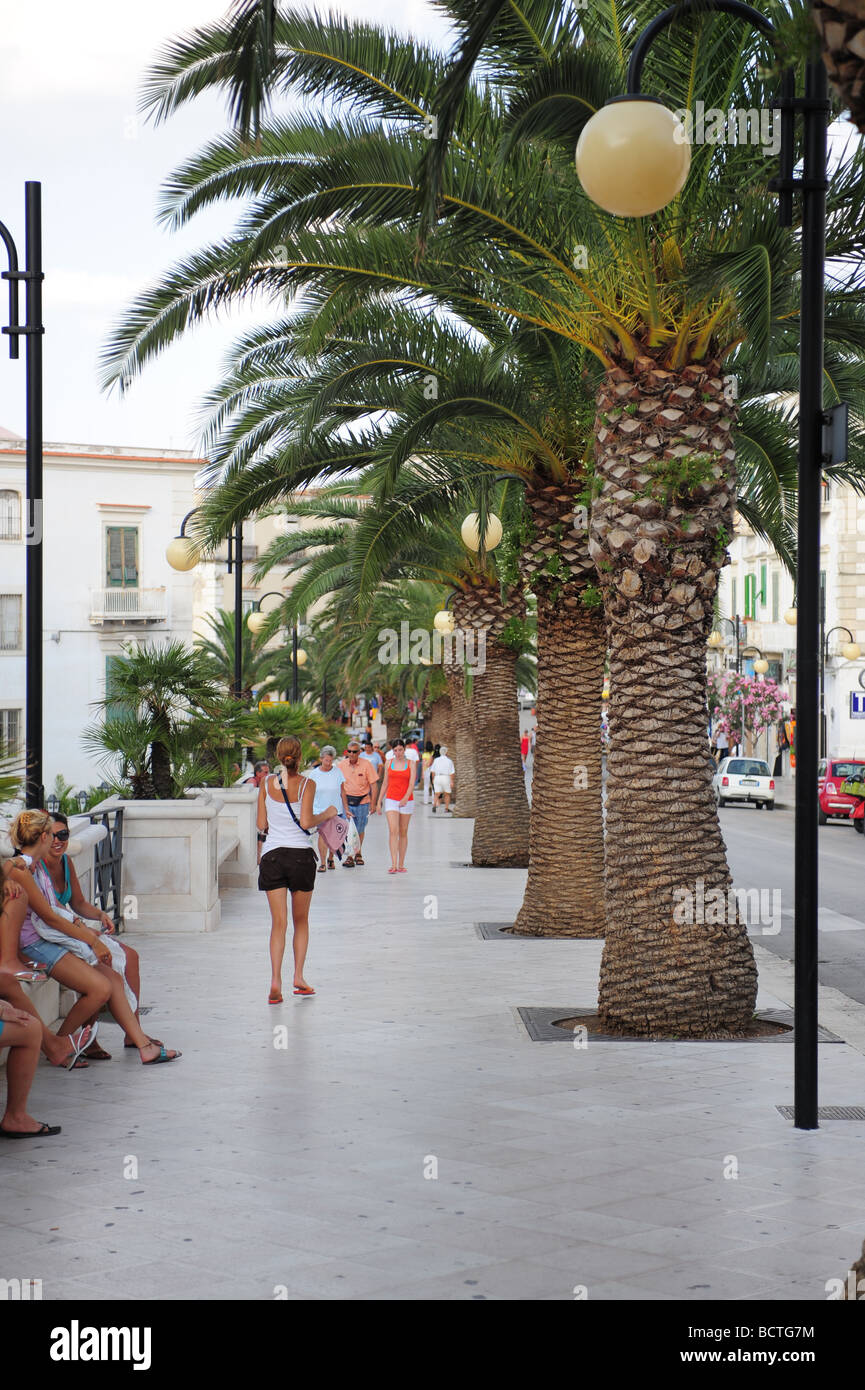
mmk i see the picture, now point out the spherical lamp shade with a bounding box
[433,609,455,634]
[707,630,723,648]
[166,537,200,572]
[461,512,503,552]
[575,99,691,218]
[783,607,798,626]
[295,648,308,667]
[246,609,268,634]
[753,658,769,675]
[842,641,861,661]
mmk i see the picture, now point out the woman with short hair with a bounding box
[257,735,339,1002]
[307,745,350,871]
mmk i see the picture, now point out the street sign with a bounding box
[851,691,865,720]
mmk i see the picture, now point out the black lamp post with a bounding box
[0,183,44,808]
[576,0,837,1129]
[708,615,746,672]
[166,511,244,699]
[247,592,305,703]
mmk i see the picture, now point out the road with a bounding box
[720,799,865,1005]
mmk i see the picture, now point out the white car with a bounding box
[713,757,775,809]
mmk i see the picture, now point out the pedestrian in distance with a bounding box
[422,741,434,803]
[430,745,456,813]
[257,736,340,1002]
[307,745,350,871]
[337,741,378,866]
[376,738,414,872]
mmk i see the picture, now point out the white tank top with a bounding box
[260,775,313,856]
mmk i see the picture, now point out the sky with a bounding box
[0,0,449,452]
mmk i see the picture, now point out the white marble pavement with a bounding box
[2,804,864,1301]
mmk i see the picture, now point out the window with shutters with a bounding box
[744,573,756,619]
[105,527,139,588]
[0,491,21,541]
[0,708,21,753]
[105,655,129,720]
[772,569,780,623]
[0,594,22,650]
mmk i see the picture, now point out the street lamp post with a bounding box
[708,616,746,672]
[820,613,862,761]
[167,512,244,699]
[576,0,832,1128]
[247,592,306,703]
[1,183,44,807]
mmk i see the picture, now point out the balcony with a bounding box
[90,588,167,625]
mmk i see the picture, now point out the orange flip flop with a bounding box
[293,984,315,996]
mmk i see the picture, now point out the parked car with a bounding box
[818,757,865,828]
[713,757,775,809]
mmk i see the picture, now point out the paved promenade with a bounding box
[2,807,865,1301]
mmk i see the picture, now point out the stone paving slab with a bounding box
[2,803,864,1301]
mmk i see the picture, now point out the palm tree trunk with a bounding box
[813,0,865,131]
[591,348,757,1035]
[426,694,451,750]
[512,589,606,935]
[470,641,530,867]
[151,740,173,799]
[446,667,477,817]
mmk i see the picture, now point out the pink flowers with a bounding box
[708,672,787,739]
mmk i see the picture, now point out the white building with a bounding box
[716,477,865,762]
[0,427,221,792]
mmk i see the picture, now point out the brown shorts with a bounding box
[258,847,318,893]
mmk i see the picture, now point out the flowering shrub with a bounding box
[708,672,787,740]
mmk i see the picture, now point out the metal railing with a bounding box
[89,588,167,623]
[88,807,124,930]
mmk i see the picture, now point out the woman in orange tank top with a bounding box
[376,739,414,873]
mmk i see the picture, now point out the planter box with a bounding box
[91,794,221,932]
[186,784,259,890]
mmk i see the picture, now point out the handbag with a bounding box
[279,776,349,859]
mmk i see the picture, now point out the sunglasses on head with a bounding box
[52,830,70,842]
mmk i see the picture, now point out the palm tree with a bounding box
[194,606,275,700]
[93,641,223,798]
[105,4,865,1009]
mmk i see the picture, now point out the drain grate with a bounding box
[776,1105,865,1121]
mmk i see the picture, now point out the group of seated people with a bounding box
[0,808,180,1138]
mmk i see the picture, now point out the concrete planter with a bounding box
[185,784,259,890]
[91,793,221,932]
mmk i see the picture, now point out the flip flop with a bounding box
[52,1023,97,1071]
[388,867,397,874]
[397,867,408,873]
[141,1044,182,1065]
[82,1041,112,1061]
[268,991,283,1004]
[0,1122,61,1138]
[293,984,315,996]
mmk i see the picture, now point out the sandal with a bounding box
[293,984,315,996]
[0,1121,62,1138]
[342,855,355,868]
[317,863,326,873]
[124,1036,162,1049]
[354,854,364,866]
[327,856,335,870]
[52,1024,97,1071]
[82,1040,113,1061]
[268,990,283,1004]
[141,1043,181,1065]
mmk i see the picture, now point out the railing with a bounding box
[88,808,124,930]
[89,588,167,623]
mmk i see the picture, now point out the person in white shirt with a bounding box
[430,746,455,813]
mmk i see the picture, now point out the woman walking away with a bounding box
[258,736,339,1002]
[376,739,414,872]
[307,746,349,871]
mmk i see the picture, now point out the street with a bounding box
[720,794,865,1005]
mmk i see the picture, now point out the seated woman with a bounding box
[0,865,94,1068]
[0,998,62,1137]
[8,811,180,1066]
[40,813,143,1061]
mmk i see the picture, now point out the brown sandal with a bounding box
[354,854,364,866]
[83,1041,113,1061]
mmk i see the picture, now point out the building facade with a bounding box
[716,478,865,763]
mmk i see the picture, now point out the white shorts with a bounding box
[433,775,452,793]
[384,798,413,814]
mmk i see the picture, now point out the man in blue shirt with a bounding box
[361,741,384,773]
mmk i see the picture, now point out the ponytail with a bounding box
[276,736,302,775]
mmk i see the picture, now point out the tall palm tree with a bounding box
[106,3,865,1015]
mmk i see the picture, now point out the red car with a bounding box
[818,757,865,828]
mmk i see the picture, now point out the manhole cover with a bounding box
[776,1106,865,1120]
